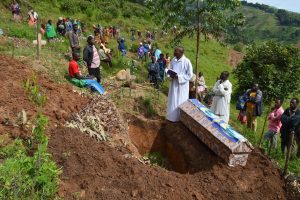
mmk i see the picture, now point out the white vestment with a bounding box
[166,55,193,122]
[210,79,232,123]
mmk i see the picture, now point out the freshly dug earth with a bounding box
[49,122,287,200]
[0,55,89,138]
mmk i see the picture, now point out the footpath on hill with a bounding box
[0,54,289,199]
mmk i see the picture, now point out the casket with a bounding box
[179,99,253,167]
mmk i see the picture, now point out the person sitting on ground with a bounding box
[148,56,160,89]
[280,98,300,156]
[98,45,112,68]
[69,52,105,94]
[69,52,84,80]
[157,53,166,81]
[197,72,207,102]
[11,0,21,21]
[83,35,101,83]
[68,23,80,53]
[137,43,144,60]
[243,83,263,132]
[57,17,66,36]
[263,99,284,153]
[118,38,126,56]
[46,20,56,42]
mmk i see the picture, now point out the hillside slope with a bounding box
[230,4,300,44]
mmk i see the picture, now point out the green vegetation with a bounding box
[229,3,300,44]
[233,42,300,102]
[0,115,60,199]
[0,76,60,199]
[143,151,167,168]
[23,74,47,107]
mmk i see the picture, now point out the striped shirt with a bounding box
[91,45,100,68]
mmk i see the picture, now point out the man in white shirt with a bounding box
[211,71,232,123]
[166,47,193,122]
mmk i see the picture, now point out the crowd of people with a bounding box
[9,1,300,160]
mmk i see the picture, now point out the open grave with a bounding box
[128,116,221,173]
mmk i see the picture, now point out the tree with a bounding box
[233,42,300,144]
[146,0,244,96]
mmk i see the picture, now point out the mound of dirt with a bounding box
[0,54,89,138]
[49,119,287,200]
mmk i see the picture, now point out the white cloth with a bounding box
[210,80,232,123]
[166,55,193,122]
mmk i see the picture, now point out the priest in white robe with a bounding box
[211,71,232,123]
[166,47,193,122]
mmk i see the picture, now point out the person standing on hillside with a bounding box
[137,43,144,60]
[46,20,56,42]
[68,23,80,53]
[118,38,127,56]
[280,98,300,156]
[165,53,171,69]
[166,47,193,122]
[211,71,232,123]
[148,56,160,89]
[157,53,167,81]
[197,72,207,102]
[243,83,263,132]
[263,99,284,151]
[57,17,66,36]
[83,35,101,83]
[11,0,21,21]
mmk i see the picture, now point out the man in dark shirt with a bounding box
[280,98,300,156]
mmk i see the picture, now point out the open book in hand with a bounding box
[165,69,178,78]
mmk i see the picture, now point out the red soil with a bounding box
[48,118,287,200]
[0,55,89,138]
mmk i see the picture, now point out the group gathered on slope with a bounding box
[8,0,300,163]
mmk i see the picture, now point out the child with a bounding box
[264,99,284,152]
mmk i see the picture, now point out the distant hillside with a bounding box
[228,1,300,45]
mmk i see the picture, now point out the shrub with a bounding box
[130,43,139,53]
[79,1,91,12]
[86,7,94,18]
[106,6,119,18]
[0,114,60,200]
[233,43,243,52]
[60,0,78,14]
